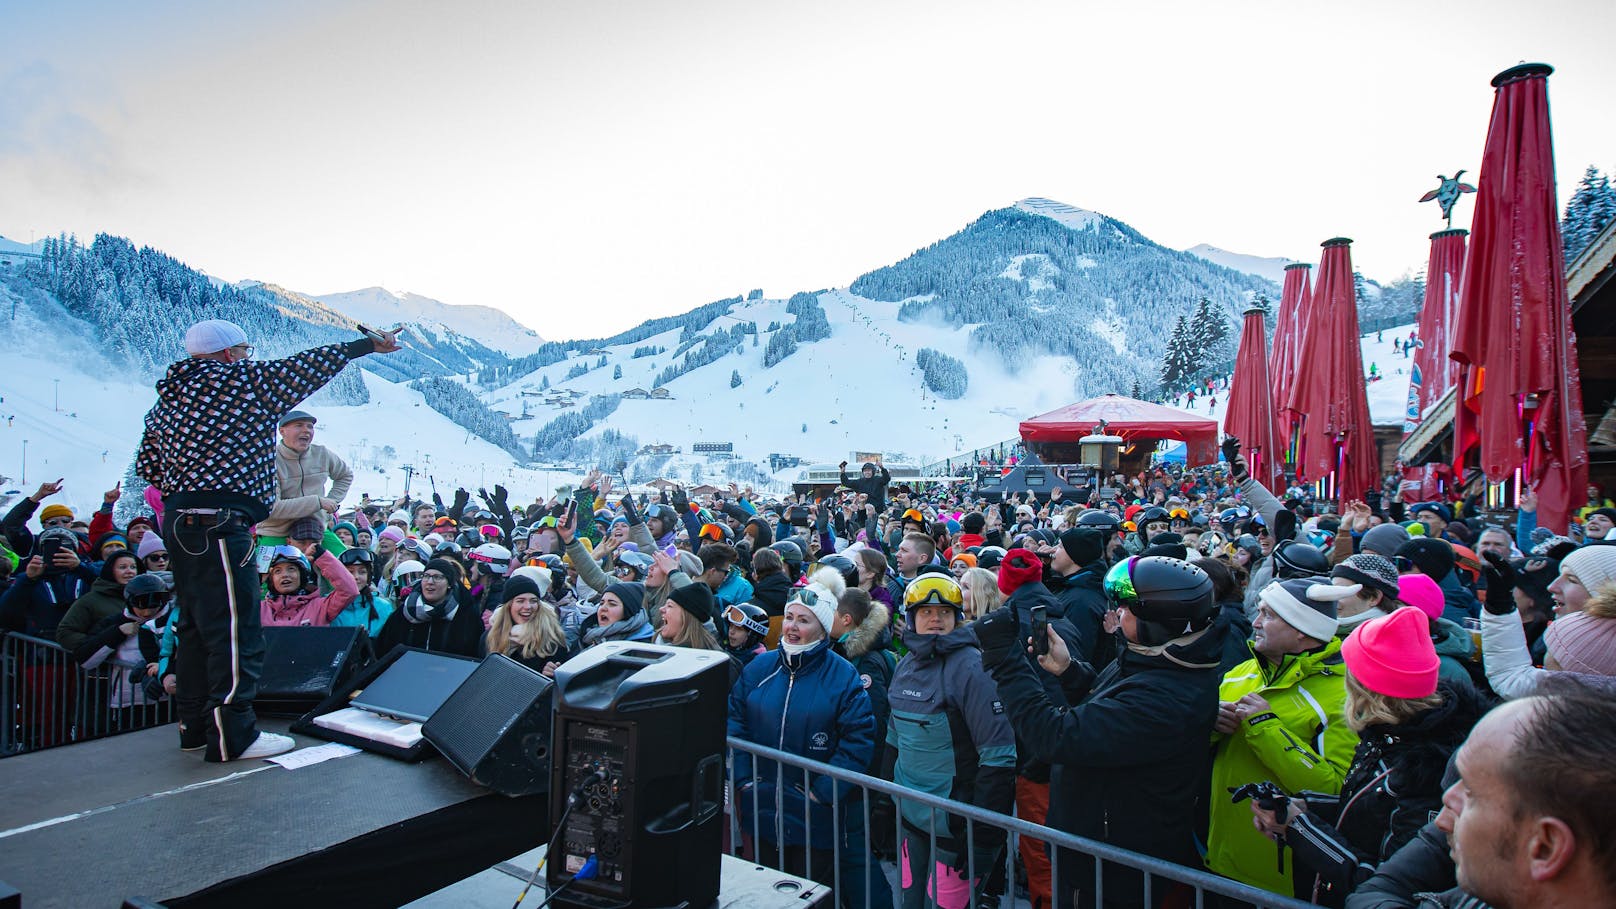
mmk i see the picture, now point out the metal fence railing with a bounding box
[0,632,176,757]
[725,737,1312,909]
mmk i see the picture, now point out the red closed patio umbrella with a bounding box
[1225,305,1285,488]
[1284,238,1377,505]
[1451,63,1587,532]
[1270,263,1312,468]
[1407,229,1468,433]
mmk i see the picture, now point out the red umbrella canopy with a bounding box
[1405,229,1468,434]
[1285,238,1377,504]
[1273,263,1312,469]
[1451,63,1587,532]
[1225,306,1285,488]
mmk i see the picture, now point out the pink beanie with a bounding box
[1543,612,1616,676]
[1396,572,1445,621]
[1342,606,1440,698]
[378,526,406,544]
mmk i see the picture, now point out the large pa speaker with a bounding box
[256,626,367,715]
[546,642,730,909]
[423,653,554,797]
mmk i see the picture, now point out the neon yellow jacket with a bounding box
[1206,637,1357,895]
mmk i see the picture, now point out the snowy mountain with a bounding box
[313,286,546,357]
[490,198,1291,479]
[1184,244,1298,285]
[0,202,1414,503]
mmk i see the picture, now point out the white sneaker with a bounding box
[237,731,295,760]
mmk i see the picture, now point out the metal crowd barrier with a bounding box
[726,737,1311,909]
[0,632,176,757]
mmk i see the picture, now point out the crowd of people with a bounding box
[4,320,1616,909]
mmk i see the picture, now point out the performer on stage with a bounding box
[137,319,403,762]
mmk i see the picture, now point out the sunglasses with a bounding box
[146,553,170,563]
[1393,556,1418,572]
[42,517,73,528]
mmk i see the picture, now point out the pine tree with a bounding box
[1562,165,1616,263]
[540,374,550,391]
[730,369,742,388]
[1159,315,1194,391]
[613,364,622,380]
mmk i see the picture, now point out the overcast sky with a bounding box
[3,0,1611,340]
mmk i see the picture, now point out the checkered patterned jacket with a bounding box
[137,341,368,521]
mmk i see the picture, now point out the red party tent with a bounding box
[1019,394,1219,465]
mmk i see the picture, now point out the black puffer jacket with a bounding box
[1047,563,1109,669]
[750,570,791,617]
[839,463,892,512]
[1288,683,1482,906]
[987,619,1228,906]
[1000,580,1085,782]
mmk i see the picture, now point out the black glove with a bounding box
[671,486,689,513]
[451,488,470,522]
[868,795,897,861]
[432,491,445,513]
[1481,550,1517,615]
[974,606,1023,667]
[492,484,510,512]
[620,495,641,526]
[1221,436,1250,483]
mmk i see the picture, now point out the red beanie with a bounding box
[997,547,1045,596]
[1341,606,1440,698]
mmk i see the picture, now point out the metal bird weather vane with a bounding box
[1419,171,1477,228]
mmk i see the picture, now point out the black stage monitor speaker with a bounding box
[546,642,730,909]
[256,626,366,715]
[423,653,554,797]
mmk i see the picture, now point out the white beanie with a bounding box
[1562,545,1616,596]
[789,582,839,638]
[511,564,553,592]
[1258,578,1352,642]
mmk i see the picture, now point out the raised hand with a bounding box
[103,482,122,505]
[32,479,65,503]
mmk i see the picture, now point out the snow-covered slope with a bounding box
[0,235,44,255]
[314,286,546,357]
[1013,197,1102,232]
[1184,244,1297,285]
[1160,322,1418,430]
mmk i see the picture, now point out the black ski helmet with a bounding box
[1103,556,1216,646]
[1272,539,1330,579]
[816,554,860,589]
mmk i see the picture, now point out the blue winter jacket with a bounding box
[714,567,754,610]
[729,636,876,850]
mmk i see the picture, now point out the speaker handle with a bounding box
[691,752,722,825]
[644,752,723,834]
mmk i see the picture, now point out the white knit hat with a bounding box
[788,583,839,638]
[1258,578,1353,642]
[1561,545,1616,596]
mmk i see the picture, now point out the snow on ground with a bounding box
[0,278,570,518]
[1014,197,1101,231]
[1159,323,1418,432]
[487,288,1094,468]
[1184,244,1298,285]
[313,286,548,356]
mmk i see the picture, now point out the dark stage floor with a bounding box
[0,720,547,908]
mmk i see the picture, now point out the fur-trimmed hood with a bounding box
[840,602,892,660]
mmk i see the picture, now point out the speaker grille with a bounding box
[423,654,552,775]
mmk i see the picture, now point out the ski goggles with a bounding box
[1103,558,1140,608]
[722,604,768,635]
[903,574,963,610]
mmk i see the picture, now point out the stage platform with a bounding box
[406,846,834,908]
[0,721,547,908]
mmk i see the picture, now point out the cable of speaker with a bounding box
[509,770,609,909]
